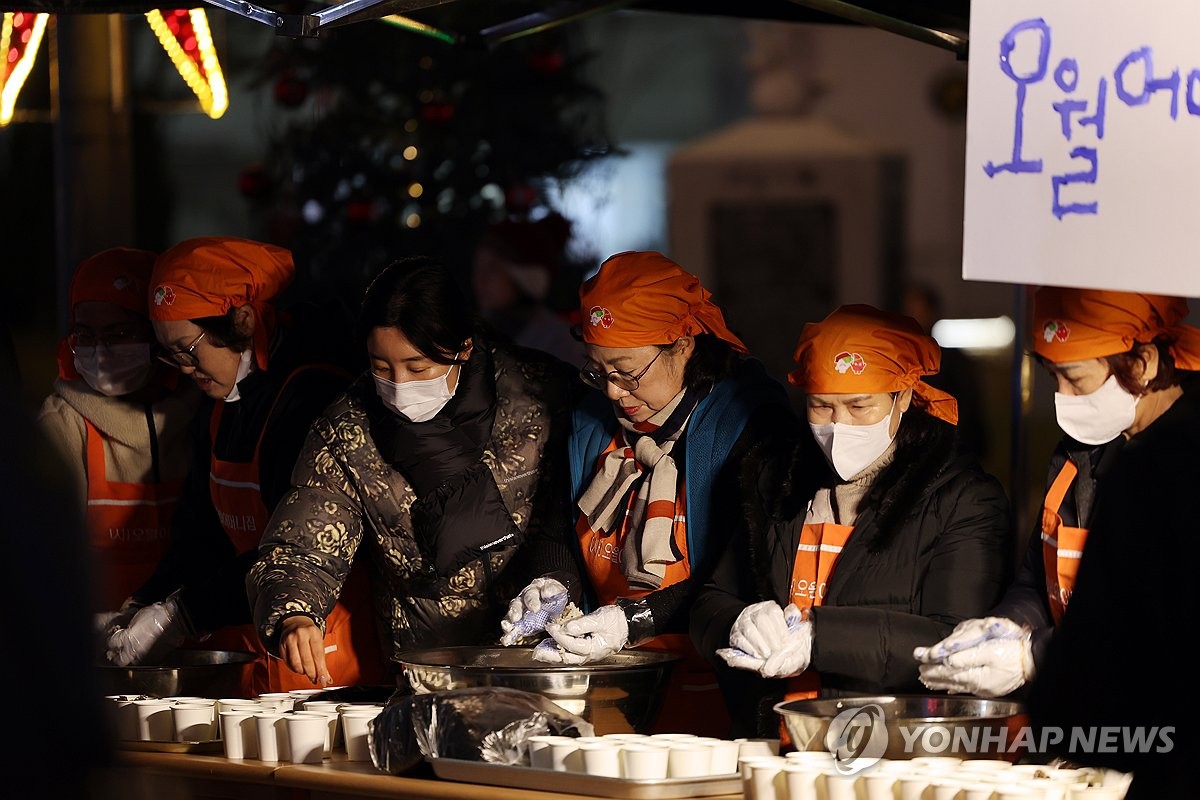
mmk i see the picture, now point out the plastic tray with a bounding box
[428,758,742,799]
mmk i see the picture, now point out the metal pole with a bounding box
[782,0,968,60]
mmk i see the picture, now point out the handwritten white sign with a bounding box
[963,0,1200,297]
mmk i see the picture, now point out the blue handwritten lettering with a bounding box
[1115,46,1180,120]
[1051,147,1099,219]
[985,18,1051,178]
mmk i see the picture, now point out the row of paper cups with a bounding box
[526,733,781,779]
[104,693,383,763]
[741,752,1131,800]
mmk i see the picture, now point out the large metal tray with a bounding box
[428,758,742,799]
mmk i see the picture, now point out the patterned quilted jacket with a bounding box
[248,342,577,666]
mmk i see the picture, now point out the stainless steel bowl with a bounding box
[776,694,1027,761]
[395,645,679,735]
[97,649,256,699]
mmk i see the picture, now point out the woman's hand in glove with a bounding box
[539,605,629,664]
[499,576,569,646]
[716,600,813,679]
[104,597,187,666]
[914,617,1034,698]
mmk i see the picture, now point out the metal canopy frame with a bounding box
[185,0,970,50]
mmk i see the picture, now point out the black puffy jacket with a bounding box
[692,412,1014,737]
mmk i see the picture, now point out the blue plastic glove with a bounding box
[499,577,569,646]
[105,596,187,666]
[716,601,812,679]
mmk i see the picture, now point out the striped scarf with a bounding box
[577,387,700,590]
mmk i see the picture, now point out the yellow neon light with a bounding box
[0,12,49,127]
[145,9,228,119]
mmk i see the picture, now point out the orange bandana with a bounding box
[149,237,294,370]
[579,251,748,352]
[1032,287,1200,370]
[57,248,158,380]
[789,304,959,425]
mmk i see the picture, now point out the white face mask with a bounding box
[1054,374,1139,445]
[809,397,901,481]
[373,361,461,422]
[223,350,257,403]
[73,343,152,397]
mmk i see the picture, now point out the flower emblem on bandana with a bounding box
[834,351,867,375]
[153,285,176,307]
[1043,320,1070,343]
[588,305,614,328]
[112,276,131,292]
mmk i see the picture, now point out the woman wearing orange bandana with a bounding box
[918,290,1200,709]
[39,248,199,615]
[693,304,1012,738]
[499,251,796,736]
[101,236,386,695]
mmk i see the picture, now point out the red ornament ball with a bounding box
[274,71,309,108]
[237,164,272,201]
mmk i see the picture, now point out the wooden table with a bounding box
[102,750,743,800]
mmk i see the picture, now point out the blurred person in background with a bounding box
[902,281,988,461]
[471,212,584,365]
[249,256,579,687]
[38,248,199,616]
[100,236,386,694]
[694,305,1012,738]
[500,251,796,737]
[915,289,1199,797]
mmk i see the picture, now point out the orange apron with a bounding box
[577,438,729,737]
[1040,460,1089,625]
[201,367,385,696]
[84,418,183,610]
[779,521,855,744]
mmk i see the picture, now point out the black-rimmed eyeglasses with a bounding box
[156,330,208,369]
[579,348,665,393]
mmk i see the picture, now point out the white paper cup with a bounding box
[707,739,741,775]
[667,742,713,778]
[620,744,669,780]
[992,782,1045,800]
[286,713,329,764]
[961,781,1001,800]
[736,738,781,759]
[525,735,560,769]
[172,703,218,742]
[293,710,337,756]
[823,770,860,800]
[650,733,699,741]
[133,699,174,742]
[861,770,899,800]
[549,738,581,772]
[749,758,788,800]
[577,742,622,778]
[105,696,140,741]
[340,709,381,762]
[219,710,258,759]
[783,764,824,800]
[255,693,295,712]
[254,712,290,762]
[785,750,837,768]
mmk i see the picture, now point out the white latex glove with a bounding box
[542,605,629,664]
[912,616,1027,664]
[95,597,143,640]
[499,576,569,646]
[716,601,813,679]
[917,637,1034,698]
[105,597,187,667]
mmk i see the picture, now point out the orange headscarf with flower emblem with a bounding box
[1032,287,1200,370]
[57,247,158,380]
[578,251,748,353]
[789,304,959,425]
[149,237,294,370]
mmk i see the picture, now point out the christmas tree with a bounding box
[239,2,615,311]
